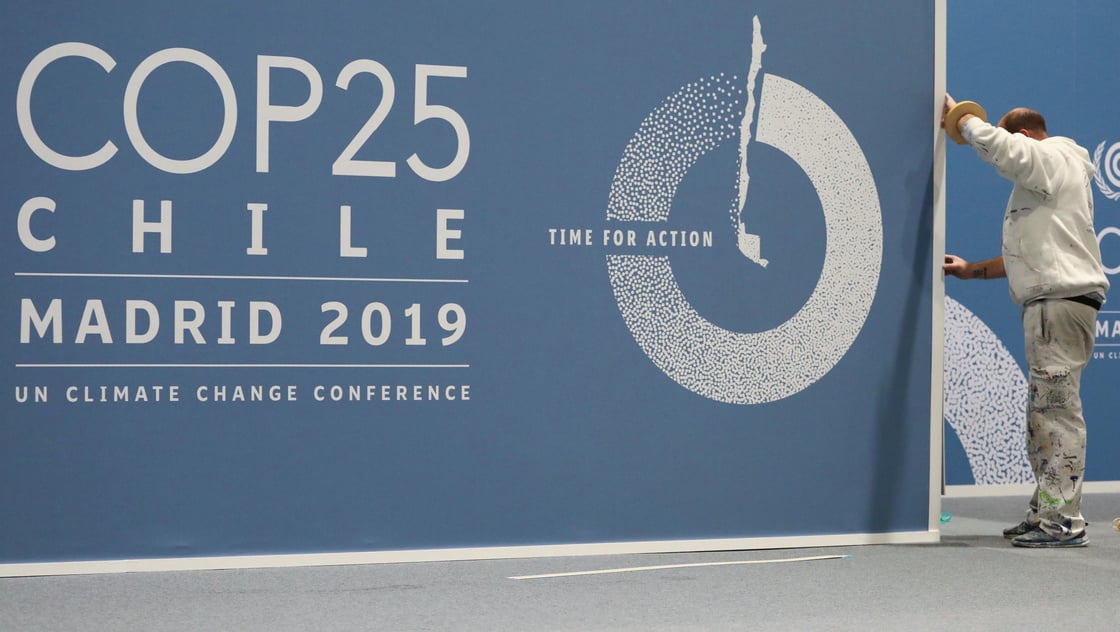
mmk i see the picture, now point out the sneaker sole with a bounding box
[1011,537,1089,548]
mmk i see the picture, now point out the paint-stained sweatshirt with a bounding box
[962,116,1109,305]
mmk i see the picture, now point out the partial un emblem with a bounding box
[1093,141,1120,201]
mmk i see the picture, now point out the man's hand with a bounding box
[943,254,970,279]
[942,94,958,129]
[944,255,1006,279]
[943,93,982,141]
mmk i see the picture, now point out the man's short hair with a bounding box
[1000,108,1047,134]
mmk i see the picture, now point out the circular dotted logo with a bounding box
[606,18,883,404]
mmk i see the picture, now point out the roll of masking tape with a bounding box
[945,100,987,145]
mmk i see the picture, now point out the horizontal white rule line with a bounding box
[14,272,468,284]
[16,364,470,369]
[509,554,850,580]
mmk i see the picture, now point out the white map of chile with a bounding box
[605,16,1031,483]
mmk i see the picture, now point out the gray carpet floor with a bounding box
[2,493,1119,631]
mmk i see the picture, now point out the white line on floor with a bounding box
[508,554,851,580]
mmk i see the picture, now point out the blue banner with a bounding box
[2,0,937,563]
[944,0,1120,486]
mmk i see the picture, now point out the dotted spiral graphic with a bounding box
[606,73,882,404]
[943,296,1033,484]
[607,74,745,223]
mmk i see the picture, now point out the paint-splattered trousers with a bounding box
[1021,298,1097,538]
